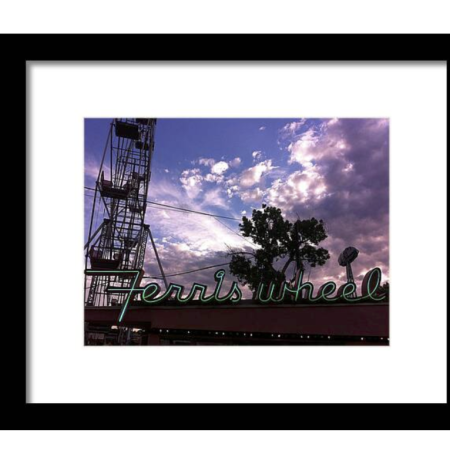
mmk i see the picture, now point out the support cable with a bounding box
[148,225,169,289]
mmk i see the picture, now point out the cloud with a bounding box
[147,181,241,255]
[266,166,328,207]
[85,159,99,180]
[279,118,307,140]
[85,157,110,182]
[86,118,389,297]
[229,157,241,168]
[211,161,229,175]
[204,173,224,183]
[226,184,239,198]
[180,168,203,198]
[143,179,256,297]
[239,159,275,188]
[265,118,390,286]
[240,187,265,203]
[201,188,230,209]
[252,150,262,161]
[198,157,215,167]
[193,157,241,183]
[259,126,266,131]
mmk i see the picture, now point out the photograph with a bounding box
[84,118,389,345]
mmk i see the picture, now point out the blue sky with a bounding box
[86,118,296,217]
[85,118,389,296]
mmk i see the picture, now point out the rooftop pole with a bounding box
[148,225,169,290]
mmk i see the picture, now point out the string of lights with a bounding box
[151,327,390,344]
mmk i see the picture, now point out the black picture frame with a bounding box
[6,34,449,430]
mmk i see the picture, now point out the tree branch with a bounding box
[281,256,294,275]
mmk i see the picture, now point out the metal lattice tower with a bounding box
[85,119,157,307]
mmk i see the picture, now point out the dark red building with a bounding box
[85,300,389,345]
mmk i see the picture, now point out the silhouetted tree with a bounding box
[229,204,330,293]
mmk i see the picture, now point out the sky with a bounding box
[85,118,389,298]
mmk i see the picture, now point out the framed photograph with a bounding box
[84,117,389,347]
[13,35,449,429]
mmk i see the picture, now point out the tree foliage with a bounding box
[229,204,330,293]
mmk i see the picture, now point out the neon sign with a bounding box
[85,267,386,323]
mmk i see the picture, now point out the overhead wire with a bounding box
[84,185,258,280]
[84,186,240,221]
